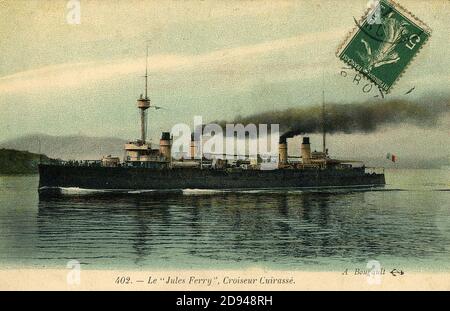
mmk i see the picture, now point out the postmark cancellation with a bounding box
[336,0,432,93]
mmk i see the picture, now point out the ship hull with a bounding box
[38,164,385,197]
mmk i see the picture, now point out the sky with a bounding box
[0,0,449,162]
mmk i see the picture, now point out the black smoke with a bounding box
[217,97,449,143]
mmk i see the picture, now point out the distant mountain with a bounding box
[1,134,447,169]
[0,149,56,174]
[0,134,127,161]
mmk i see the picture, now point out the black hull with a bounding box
[38,164,385,197]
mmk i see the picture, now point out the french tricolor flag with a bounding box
[386,153,397,163]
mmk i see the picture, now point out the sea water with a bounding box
[0,169,448,271]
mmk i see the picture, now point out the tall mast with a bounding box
[145,44,148,99]
[137,43,150,144]
[322,90,326,154]
[321,20,327,156]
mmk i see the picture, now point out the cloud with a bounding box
[0,28,344,95]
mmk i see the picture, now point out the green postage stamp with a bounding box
[337,0,431,93]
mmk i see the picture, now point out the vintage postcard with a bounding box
[0,0,449,294]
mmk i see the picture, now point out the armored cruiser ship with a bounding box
[38,54,385,197]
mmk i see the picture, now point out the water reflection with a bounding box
[35,189,449,269]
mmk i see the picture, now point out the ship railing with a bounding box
[364,167,385,175]
[49,159,103,167]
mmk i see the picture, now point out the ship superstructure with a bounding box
[122,46,170,168]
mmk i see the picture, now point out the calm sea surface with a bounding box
[0,169,449,271]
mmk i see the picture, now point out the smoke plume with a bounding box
[217,97,449,143]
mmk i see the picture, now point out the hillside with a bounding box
[0,134,127,161]
[0,134,447,169]
[0,149,57,175]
